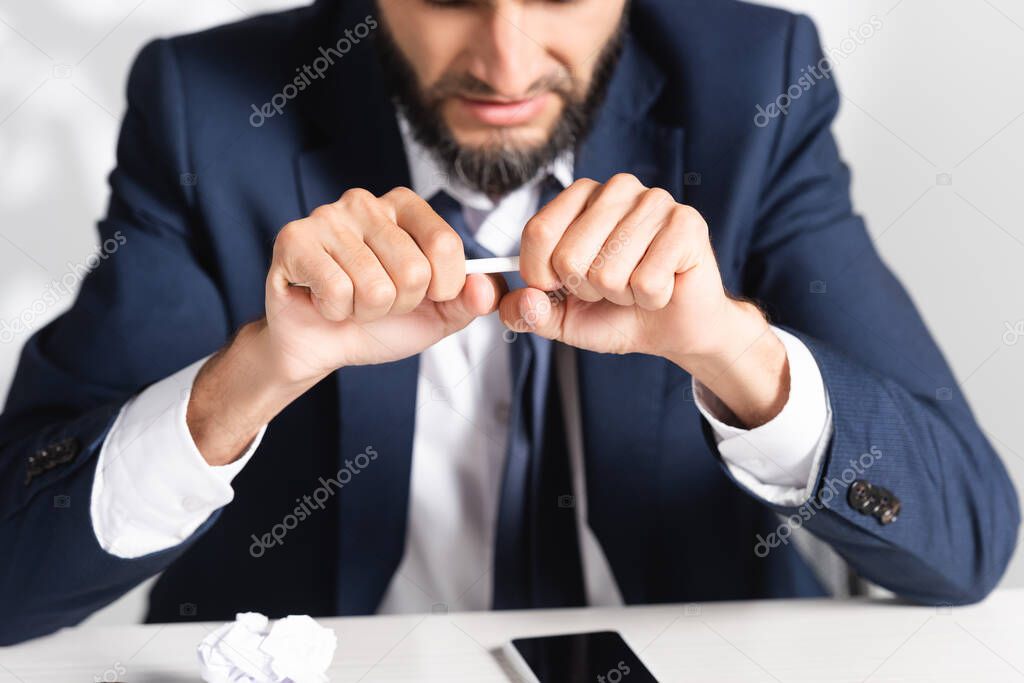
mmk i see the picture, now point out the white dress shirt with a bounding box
[90,117,834,611]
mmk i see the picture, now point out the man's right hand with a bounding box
[186,187,503,465]
[264,186,503,381]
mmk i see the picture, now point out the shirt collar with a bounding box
[397,114,574,212]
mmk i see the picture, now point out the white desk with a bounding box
[3,590,1024,682]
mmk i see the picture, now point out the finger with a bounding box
[381,187,465,302]
[270,222,354,322]
[588,187,676,306]
[498,287,565,341]
[268,260,354,324]
[326,228,397,322]
[309,269,355,321]
[551,174,647,303]
[435,273,507,333]
[631,206,709,310]
[464,273,508,316]
[363,222,431,316]
[519,178,600,291]
[329,191,432,316]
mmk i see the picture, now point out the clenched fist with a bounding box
[187,187,503,464]
[264,186,504,382]
[499,173,789,429]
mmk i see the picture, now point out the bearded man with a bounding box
[0,0,1017,645]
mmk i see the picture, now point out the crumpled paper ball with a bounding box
[197,612,337,683]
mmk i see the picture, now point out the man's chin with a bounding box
[448,128,552,156]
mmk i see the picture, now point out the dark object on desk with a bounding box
[505,631,658,683]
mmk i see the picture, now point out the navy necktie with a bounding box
[429,185,586,609]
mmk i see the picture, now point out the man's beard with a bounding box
[374,17,627,198]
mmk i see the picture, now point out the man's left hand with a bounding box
[499,173,790,428]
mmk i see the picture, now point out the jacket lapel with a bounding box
[294,3,420,615]
[574,37,686,603]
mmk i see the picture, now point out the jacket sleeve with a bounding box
[733,14,1020,605]
[0,38,233,644]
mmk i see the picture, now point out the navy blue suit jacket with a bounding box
[0,0,1018,645]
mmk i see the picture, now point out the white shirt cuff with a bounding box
[90,355,266,558]
[693,327,833,507]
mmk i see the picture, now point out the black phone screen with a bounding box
[510,630,659,682]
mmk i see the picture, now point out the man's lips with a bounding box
[455,93,552,126]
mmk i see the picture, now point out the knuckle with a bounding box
[644,187,675,207]
[589,266,621,292]
[607,173,643,191]
[673,204,705,228]
[523,214,560,245]
[423,229,463,261]
[339,187,375,207]
[310,204,338,224]
[393,256,431,290]
[571,177,599,191]
[630,270,663,299]
[274,221,303,252]
[361,279,397,310]
[551,248,582,277]
[385,185,417,203]
[319,273,352,303]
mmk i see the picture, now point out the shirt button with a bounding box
[182,496,204,513]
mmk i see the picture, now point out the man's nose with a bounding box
[472,5,546,97]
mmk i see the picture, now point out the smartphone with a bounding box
[504,630,659,683]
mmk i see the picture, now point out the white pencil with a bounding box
[465,256,520,274]
[288,255,522,289]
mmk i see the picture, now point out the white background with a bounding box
[1,0,1022,626]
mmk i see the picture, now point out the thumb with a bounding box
[434,273,506,332]
[498,287,565,340]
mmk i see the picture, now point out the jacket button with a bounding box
[848,480,873,513]
[49,437,79,464]
[879,499,901,525]
[848,480,901,525]
[25,437,80,484]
